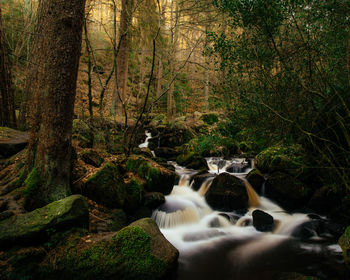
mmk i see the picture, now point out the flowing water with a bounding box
[151,157,345,279]
[138,130,155,157]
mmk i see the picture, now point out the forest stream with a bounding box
[141,131,346,280]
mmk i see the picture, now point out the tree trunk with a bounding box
[25,0,86,209]
[156,58,163,98]
[116,0,134,115]
[0,8,16,128]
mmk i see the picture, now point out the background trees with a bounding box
[2,0,349,197]
[0,7,16,128]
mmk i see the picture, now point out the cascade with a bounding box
[139,134,345,279]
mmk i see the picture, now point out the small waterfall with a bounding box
[197,177,214,196]
[206,157,251,176]
[243,180,260,207]
[138,130,155,157]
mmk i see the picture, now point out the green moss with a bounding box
[339,225,350,270]
[127,179,143,206]
[60,226,166,280]
[114,226,167,279]
[176,152,195,166]
[255,144,304,174]
[200,113,219,125]
[84,163,127,208]
[126,157,160,189]
[23,168,41,199]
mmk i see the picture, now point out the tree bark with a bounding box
[25,0,86,208]
[156,58,163,98]
[116,0,134,115]
[0,8,16,128]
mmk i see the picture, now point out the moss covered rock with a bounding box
[83,163,127,209]
[255,145,304,174]
[339,225,350,270]
[126,155,175,195]
[176,152,208,170]
[45,218,178,280]
[0,195,88,248]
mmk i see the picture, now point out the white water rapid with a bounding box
[150,157,345,280]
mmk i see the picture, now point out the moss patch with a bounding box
[84,163,127,208]
[0,195,89,248]
[56,224,168,280]
[255,144,304,174]
[126,156,160,189]
[23,168,43,210]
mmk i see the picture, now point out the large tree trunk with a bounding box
[25,0,86,209]
[0,8,16,128]
[116,0,134,115]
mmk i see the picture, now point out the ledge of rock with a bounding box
[0,194,88,248]
[0,127,29,158]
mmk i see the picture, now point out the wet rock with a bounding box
[252,209,274,232]
[0,127,29,158]
[154,147,179,159]
[246,169,265,193]
[0,195,89,248]
[82,163,128,209]
[176,152,208,170]
[264,172,311,211]
[79,149,104,167]
[292,218,343,241]
[126,155,175,195]
[144,192,165,210]
[191,172,215,191]
[205,173,249,211]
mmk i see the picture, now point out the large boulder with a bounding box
[246,169,265,194]
[255,145,304,174]
[0,195,88,248]
[44,218,179,280]
[264,172,311,211]
[154,147,180,160]
[190,172,215,191]
[126,155,175,195]
[0,127,29,158]
[205,173,249,211]
[82,163,128,209]
[176,152,208,170]
[307,186,340,215]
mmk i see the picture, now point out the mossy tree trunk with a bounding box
[0,8,16,128]
[25,0,86,208]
